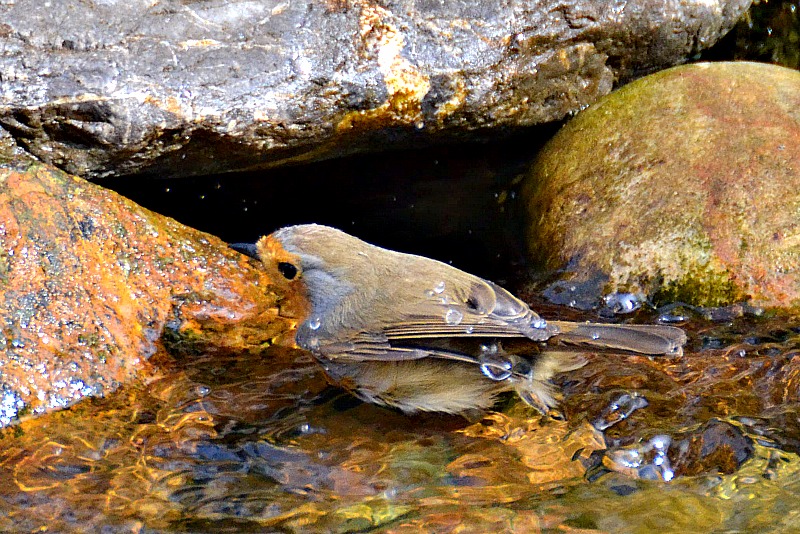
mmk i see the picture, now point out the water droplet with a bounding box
[444,308,463,325]
[531,317,547,329]
[479,344,512,381]
[308,317,322,330]
[591,330,601,340]
[465,326,474,334]
[433,281,446,294]
[658,311,689,323]
[480,362,512,381]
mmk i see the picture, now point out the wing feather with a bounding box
[379,279,556,341]
[318,331,483,364]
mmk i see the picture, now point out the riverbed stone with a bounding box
[0,0,750,180]
[0,159,294,426]
[523,61,800,309]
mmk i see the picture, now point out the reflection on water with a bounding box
[1,306,798,532]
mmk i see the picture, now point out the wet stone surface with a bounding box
[0,160,293,425]
[0,0,749,179]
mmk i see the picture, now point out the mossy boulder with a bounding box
[524,61,800,309]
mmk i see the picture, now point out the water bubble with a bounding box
[614,449,642,468]
[604,293,643,314]
[433,281,446,294]
[308,317,322,330]
[590,330,601,340]
[661,468,675,482]
[444,308,463,325]
[593,393,649,430]
[650,435,671,450]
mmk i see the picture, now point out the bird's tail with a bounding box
[550,321,687,356]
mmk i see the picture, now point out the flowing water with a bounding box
[1,303,798,532]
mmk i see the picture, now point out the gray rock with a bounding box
[0,0,750,179]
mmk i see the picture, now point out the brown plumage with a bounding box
[249,224,686,416]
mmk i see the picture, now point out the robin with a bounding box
[233,224,686,417]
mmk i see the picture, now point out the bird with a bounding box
[232,224,686,417]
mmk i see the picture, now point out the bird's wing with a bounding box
[317,331,483,364]
[381,279,556,341]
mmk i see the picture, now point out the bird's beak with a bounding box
[229,242,260,259]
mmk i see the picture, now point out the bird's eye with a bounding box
[277,261,299,280]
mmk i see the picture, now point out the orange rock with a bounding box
[0,161,294,425]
